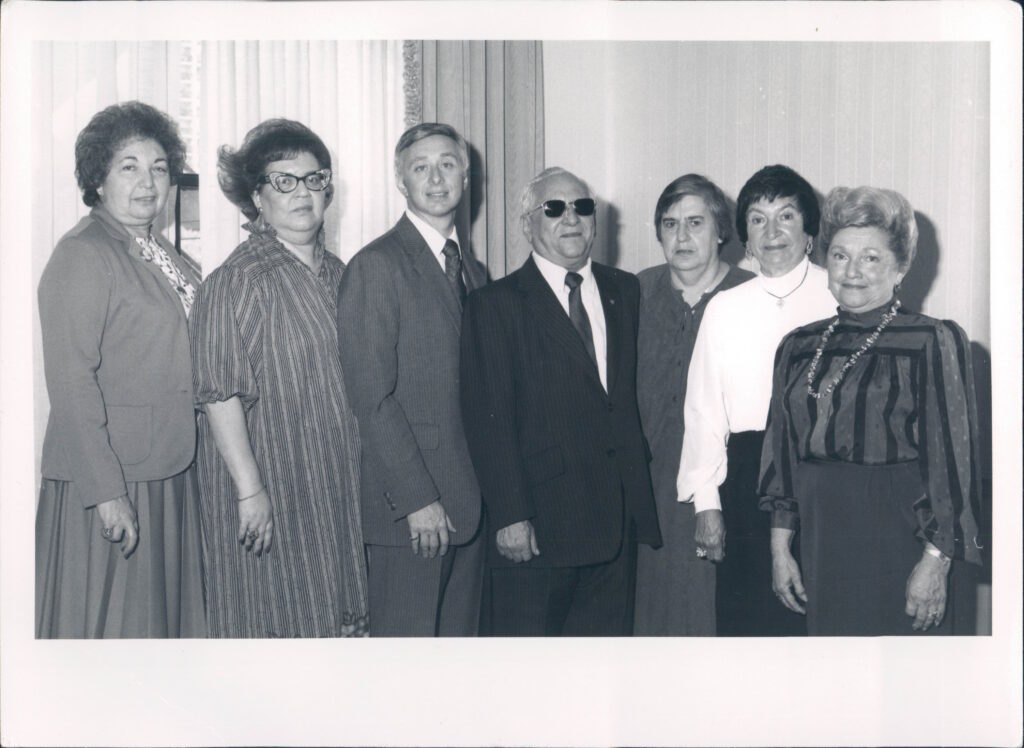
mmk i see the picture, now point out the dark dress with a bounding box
[759,302,984,635]
[634,263,753,636]
[190,223,368,638]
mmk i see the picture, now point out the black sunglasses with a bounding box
[528,198,596,218]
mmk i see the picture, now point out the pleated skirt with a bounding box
[796,459,950,636]
[35,470,206,638]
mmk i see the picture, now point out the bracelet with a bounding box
[924,546,952,565]
[237,486,265,502]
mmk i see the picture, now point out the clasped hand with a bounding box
[496,520,540,563]
[96,495,139,559]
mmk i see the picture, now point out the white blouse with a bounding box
[676,257,837,513]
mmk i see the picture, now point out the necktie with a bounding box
[441,239,467,307]
[564,271,597,369]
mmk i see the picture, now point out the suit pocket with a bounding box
[106,405,153,466]
[411,422,440,451]
[523,445,565,486]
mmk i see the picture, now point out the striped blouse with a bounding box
[758,302,984,564]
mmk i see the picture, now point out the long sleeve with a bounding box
[38,238,128,508]
[757,332,801,530]
[459,291,535,531]
[676,301,729,512]
[914,320,983,564]
[336,249,439,518]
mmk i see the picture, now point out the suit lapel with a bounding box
[395,215,462,332]
[594,264,621,396]
[517,256,604,393]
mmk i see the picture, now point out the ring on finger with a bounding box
[102,526,115,539]
[246,530,259,541]
[695,547,707,558]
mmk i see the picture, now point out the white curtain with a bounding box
[199,41,406,274]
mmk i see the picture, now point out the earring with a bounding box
[805,238,813,255]
[744,244,752,260]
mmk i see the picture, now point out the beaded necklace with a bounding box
[805,299,901,399]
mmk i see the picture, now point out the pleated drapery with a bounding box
[199,41,407,273]
[405,41,545,279]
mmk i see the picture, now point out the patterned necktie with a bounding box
[441,239,467,307]
[564,271,597,368]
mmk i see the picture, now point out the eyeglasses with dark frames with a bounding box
[527,198,596,218]
[258,169,332,193]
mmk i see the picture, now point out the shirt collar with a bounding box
[405,209,458,259]
[532,250,593,291]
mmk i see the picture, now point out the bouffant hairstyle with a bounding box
[518,166,594,222]
[217,119,333,221]
[735,164,820,244]
[393,122,469,173]
[654,173,732,245]
[820,186,919,271]
[74,101,187,207]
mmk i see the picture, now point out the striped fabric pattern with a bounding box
[190,225,368,637]
[758,303,983,565]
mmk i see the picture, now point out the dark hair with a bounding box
[74,101,187,207]
[735,164,820,244]
[393,122,468,172]
[820,186,919,271]
[654,173,731,244]
[217,118,333,220]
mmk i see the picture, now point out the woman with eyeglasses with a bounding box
[189,119,368,637]
[36,101,205,638]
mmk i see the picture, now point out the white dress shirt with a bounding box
[531,251,608,391]
[405,209,460,273]
[677,257,836,512]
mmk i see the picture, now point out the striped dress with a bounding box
[758,302,983,633]
[190,223,368,637]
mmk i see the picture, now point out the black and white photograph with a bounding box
[1,1,1021,746]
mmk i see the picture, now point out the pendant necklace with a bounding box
[806,299,901,399]
[762,261,809,308]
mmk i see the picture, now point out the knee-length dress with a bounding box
[758,302,984,635]
[190,224,368,637]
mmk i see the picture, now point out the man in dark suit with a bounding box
[337,123,487,636]
[460,166,661,636]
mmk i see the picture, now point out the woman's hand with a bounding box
[238,488,274,556]
[905,550,950,631]
[770,527,807,615]
[694,508,726,562]
[96,496,139,559]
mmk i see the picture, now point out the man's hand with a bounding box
[496,520,540,563]
[407,500,456,558]
[694,508,726,562]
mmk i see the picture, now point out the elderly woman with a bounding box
[36,101,204,638]
[190,119,368,637]
[634,174,753,636]
[676,164,835,636]
[759,187,983,635]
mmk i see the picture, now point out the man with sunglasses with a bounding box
[460,167,661,636]
[337,123,488,637]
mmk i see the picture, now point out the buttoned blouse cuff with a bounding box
[691,486,721,514]
[762,496,799,531]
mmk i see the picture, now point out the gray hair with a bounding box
[518,166,594,221]
[820,186,919,271]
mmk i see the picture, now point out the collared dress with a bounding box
[633,262,753,636]
[758,302,983,635]
[190,222,369,637]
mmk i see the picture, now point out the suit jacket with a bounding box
[38,205,197,508]
[460,255,661,569]
[337,214,486,547]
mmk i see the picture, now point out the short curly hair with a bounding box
[820,186,919,271]
[74,101,187,207]
[218,119,333,221]
[735,164,820,244]
[654,173,731,245]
